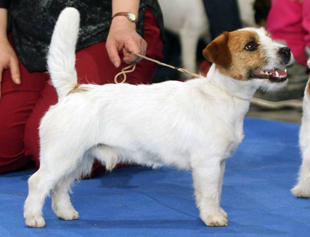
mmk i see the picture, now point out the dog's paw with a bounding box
[291,184,310,198]
[55,208,80,220]
[200,209,228,227]
[24,214,46,228]
[219,208,228,219]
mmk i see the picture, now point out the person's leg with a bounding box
[0,57,48,174]
[202,0,242,39]
[24,8,163,169]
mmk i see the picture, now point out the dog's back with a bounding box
[47,8,80,100]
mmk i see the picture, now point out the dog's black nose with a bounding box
[279,47,291,64]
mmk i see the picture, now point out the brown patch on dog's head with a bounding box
[203,29,268,81]
[67,84,88,95]
[203,32,231,69]
[225,30,268,81]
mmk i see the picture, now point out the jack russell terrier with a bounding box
[24,8,292,228]
[292,58,310,198]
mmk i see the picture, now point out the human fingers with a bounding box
[137,39,147,63]
[106,41,121,68]
[9,57,20,84]
[123,38,142,64]
[128,39,147,63]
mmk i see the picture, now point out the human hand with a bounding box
[106,17,147,68]
[0,37,20,98]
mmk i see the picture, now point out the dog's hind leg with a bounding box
[24,151,84,227]
[51,157,94,220]
[51,177,79,221]
[50,145,119,221]
[24,169,50,228]
[51,146,118,221]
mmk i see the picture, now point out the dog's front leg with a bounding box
[192,158,228,227]
[291,156,310,197]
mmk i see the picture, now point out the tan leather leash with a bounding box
[114,52,201,84]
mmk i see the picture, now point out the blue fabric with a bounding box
[1,118,309,236]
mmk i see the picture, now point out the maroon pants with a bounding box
[0,9,163,174]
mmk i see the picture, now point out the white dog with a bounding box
[24,8,292,228]
[291,59,310,197]
[158,0,256,75]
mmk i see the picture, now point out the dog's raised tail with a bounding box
[47,7,80,100]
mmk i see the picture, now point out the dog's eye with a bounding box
[244,41,258,51]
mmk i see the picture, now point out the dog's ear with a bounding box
[203,32,231,69]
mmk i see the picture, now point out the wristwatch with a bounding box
[112,12,137,23]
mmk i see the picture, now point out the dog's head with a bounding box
[203,28,292,90]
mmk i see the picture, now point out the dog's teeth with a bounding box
[275,71,279,77]
[285,69,287,73]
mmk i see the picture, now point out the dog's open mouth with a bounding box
[250,68,287,82]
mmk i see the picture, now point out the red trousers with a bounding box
[0,9,163,174]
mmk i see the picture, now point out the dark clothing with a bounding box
[0,0,164,72]
[0,0,8,8]
[202,0,242,39]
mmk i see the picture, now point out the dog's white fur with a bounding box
[158,0,256,75]
[291,59,310,197]
[24,8,290,228]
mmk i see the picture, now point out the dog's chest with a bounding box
[222,120,245,159]
[225,138,242,159]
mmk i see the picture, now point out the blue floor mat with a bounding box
[1,118,309,237]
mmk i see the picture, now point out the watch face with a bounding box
[127,13,136,22]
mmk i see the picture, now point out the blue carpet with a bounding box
[1,118,309,237]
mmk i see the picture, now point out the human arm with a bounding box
[106,0,147,68]
[0,7,20,98]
